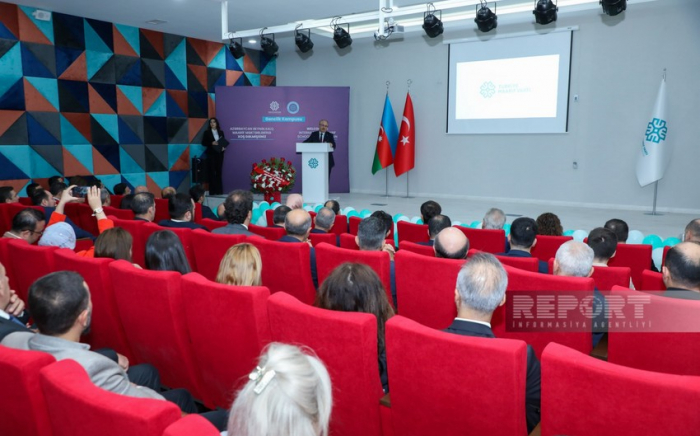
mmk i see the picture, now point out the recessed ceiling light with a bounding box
[145,19,167,25]
[248,39,257,44]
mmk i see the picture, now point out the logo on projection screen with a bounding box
[270,101,280,111]
[287,101,300,114]
[480,82,496,98]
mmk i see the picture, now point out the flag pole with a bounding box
[644,69,666,216]
[384,169,389,197]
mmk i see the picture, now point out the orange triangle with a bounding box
[244,56,259,74]
[188,118,207,143]
[92,147,119,175]
[226,70,243,86]
[188,38,208,65]
[167,90,188,116]
[59,52,87,81]
[146,174,160,195]
[23,78,58,112]
[17,10,51,44]
[1,179,30,194]
[113,26,138,57]
[141,29,164,59]
[62,148,91,177]
[0,4,19,39]
[88,84,115,115]
[142,87,163,114]
[260,75,275,87]
[63,113,92,143]
[188,65,208,91]
[204,41,221,66]
[0,110,23,136]
[207,94,216,119]
[171,147,190,171]
[116,87,141,115]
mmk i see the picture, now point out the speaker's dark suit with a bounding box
[202,128,226,195]
[444,319,541,433]
[303,131,336,176]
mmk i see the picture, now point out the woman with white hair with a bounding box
[226,343,333,436]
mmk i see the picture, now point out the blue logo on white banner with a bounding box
[480,82,496,98]
[308,158,319,169]
[645,118,667,143]
[287,101,300,114]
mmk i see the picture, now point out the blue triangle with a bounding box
[122,172,146,189]
[64,143,94,173]
[147,171,169,189]
[27,113,60,145]
[245,73,260,86]
[21,43,55,78]
[84,19,111,53]
[118,58,141,86]
[96,174,122,191]
[115,24,140,55]
[0,22,18,40]
[168,143,188,169]
[119,148,143,174]
[169,170,188,189]
[189,144,206,157]
[60,114,90,144]
[117,85,143,113]
[19,6,54,44]
[164,63,186,91]
[261,58,276,76]
[87,51,113,80]
[165,39,187,89]
[166,92,186,118]
[117,117,142,144]
[28,148,62,177]
[93,144,120,172]
[0,146,30,179]
[209,46,226,69]
[226,49,242,71]
[26,77,59,111]
[145,92,166,116]
[92,114,119,143]
[0,78,25,110]
[0,43,22,81]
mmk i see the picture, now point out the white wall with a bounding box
[276,0,700,212]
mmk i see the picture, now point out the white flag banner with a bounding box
[636,78,670,187]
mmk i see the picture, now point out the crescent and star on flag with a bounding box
[400,116,411,146]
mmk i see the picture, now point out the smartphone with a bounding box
[71,186,89,198]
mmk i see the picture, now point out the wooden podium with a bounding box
[296,143,333,204]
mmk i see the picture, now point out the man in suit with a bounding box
[303,119,336,177]
[357,216,397,306]
[2,208,46,243]
[158,193,208,231]
[0,262,30,342]
[434,227,469,260]
[213,190,258,237]
[279,209,318,288]
[684,219,700,243]
[662,242,700,300]
[272,205,291,227]
[444,252,541,433]
[32,188,94,240]
[483,207,510,252]
[311,207,335,234]
[130,192,156,222]
[420,200,441,224]
[499,217,548,273]
[418,214,451,247]
[189,184,217,220]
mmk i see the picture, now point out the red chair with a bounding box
[0,203,11,234]
[104,206,134,220]
[315,242,392,303]
[309,231,338,247]
[662,245,670,267]
[332,214,348,235]
[396,221,429,244]
[398,240,435,257]
[108,261,203,399]
[109,195,122,209]
[267,292,385,436]
[386,316,527,436]
[154,198,170,223]
[163,415,220,436]
[394,250,464,329]
[530,235,572,263]
[190,229,246,281]
[249,224,286,240]
[640,269,666,291]
[0,238,16,290]
[63,203,95,235]
[608,243,653,289]
[193,202,203,223]
[142,224,197,272]
[248,237,316,305]
[591,265,632,291]
[491,265,596,358]
[8,240,57,302]
[348,216,361,235]
[181,273,271,408]
[54,249,134,360]
[74,239,93,253]
[607,286,700,376]
[0,345,55,436]
[265,209,274,226]
[201,218,227,231]
[541,342,700,436]
[339,233,359,250]
[18,197,33,206]
[455,227,505,254]
[110,217,147,267]
[39,359,180,436]
[494,254,539,272]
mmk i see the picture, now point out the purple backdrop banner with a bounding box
[215,86,350,194]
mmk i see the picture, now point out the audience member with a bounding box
[285,193,303,210]
[113,182,130,195]
[312,207,335,234]
[499,217,548,273]
[31,188,56,208]
[356,216,396,304]
[419,214,451,246]
[420,200,441,224]
[133,185,149,194]
[161,186,176,200]
[216,243,262,286]
[213,190,257,237]
[0,261,30,338]
[0,186,18,203]
[131,192,156,222]
[227,343,332,436]
[26,182,41,199]
[48,176,64,187]
[38,222,75,249]
[324,199,340,215]
[280,209,318,287]
[587,227,618,266]
[49,182,67,203]
[3,208,46,244]
[536,212,563,236]
[604,218,629,243]
[662,242,700,300]
[189,184,217,220]
[69,176,87,187]
[158,193,208,230]
[482,207,506,230]
[684,219,700,243]
[273,205,291,227]
[144,230,191,274]
[119,194,135,211]
[434,227,469,259]
[370,210,393,239]
[315,263,394,392]
[94,228,134,263]
[99,187,111,207]
[444,252,540,433]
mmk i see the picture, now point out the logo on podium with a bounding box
[308,158,319,169]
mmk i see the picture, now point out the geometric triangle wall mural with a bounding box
[0,0,275,196]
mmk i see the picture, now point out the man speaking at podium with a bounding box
[304,119,336,177]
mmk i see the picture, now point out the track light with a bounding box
[259,28,278,57]
[475,1,497,33]
[331,18,352,49]
[228,37,245,59]
[423,3,443,38]
[533,0,558,24]
[295,26,314,53]
[600,0,626,16]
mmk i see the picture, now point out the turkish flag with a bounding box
[394,92,415,176]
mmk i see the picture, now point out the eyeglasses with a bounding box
[30,230,44,236]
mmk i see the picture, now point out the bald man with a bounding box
[434,227,469,259]
[278,209,317,287]
[133,186,149,194]
[684,219,700,243]
[285,193,303,210]
[663,241,700,300]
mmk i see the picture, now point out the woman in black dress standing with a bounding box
[202,117,226,195]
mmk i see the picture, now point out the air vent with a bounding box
[145,19,167,25]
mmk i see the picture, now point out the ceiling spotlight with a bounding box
[331,18,352,49]
[533,0,558,24]
[423,3,444,38]
[475,1,497,33]
[295,25,314,53]
[228,37,245,59]
[259,28,278,57]
[600,0,626,16]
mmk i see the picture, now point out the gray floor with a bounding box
[206,192,696,240]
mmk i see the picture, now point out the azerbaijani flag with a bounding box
[371,93,398,174]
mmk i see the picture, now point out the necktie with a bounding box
[320,133,324,142]
[9,315,24,326]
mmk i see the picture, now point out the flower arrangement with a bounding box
[250,157,296,195]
